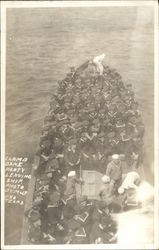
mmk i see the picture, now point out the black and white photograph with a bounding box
[1,1,159,249]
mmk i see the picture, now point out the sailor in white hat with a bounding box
[64,171,84,200]
[112,154,120,160]
[118,171,141,194]
[118,186,125,195]
[68,171,76,178]
[99,175,115,206]
[101,175,110,184]
[106,154,122,192]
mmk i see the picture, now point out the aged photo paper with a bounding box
[1,1,159,249]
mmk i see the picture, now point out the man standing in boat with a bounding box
[106,154,122,193]
[93,54,105,75]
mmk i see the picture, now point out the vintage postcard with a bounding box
[1,1,159,249]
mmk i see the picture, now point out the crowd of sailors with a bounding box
[25,57,144,244]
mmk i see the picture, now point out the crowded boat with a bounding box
[25,55,145,244]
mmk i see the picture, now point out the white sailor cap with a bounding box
[118,187,125,194]
[101,175,110,184]
[60,175,67,181]
[112,154,120,160]
[68,171,76,177]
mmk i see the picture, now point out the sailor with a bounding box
[57,93,66,105]
[69,114,79,128]
[43,224,57,244]
[118,171,141,194]
[47,189,62,227]
[110,133,121,154]
[72,97,81,110]
[63,229,75,244]
[106,154,122,192]
[28,218,43,243]
[99,175,115,206]
[79,130,89,148]
[70,66,76,78]
[84,127,97,153]
[57,175,67,195]
[98,108,106,122]
[131,101,139,113]
[102,115,110,131]
[90,216,117,244]
[103,92,112,106]
[27,202,43,243]
[66,207,88,244]
[95,132,108,173]
[64,140,81,172]
[40,125,51,144]
[63,171,83,206]
[71,226,88,244]
[56,110,68,122]
[75,77,82,87]
[40,188,50,232]
[93,54,105,75]
[91,201,108,223]
[120,130,133,164]
[49,169,62,190]
[127,117,137,136]
[53,137,64,154]
[107,132,116,155]
[88,107,98,121]
[45,158,59,173]
[111,86,120,99]
[26,198,41,221]
[78,195,94,214]
[135,117,145,138]
[74,121,83,136]
[107,105,118,122]
[49,98,60,111]
[39,140,52,159]
[92,118,101,133]
[107,120,115,132]
[79,109,89,122]
[48,124,58,142]
[59,124,74,142]
[85,60,96,78]
[116,102,127,117]
[38,167,53,187]
[111,95,121,106]
[115,119,126,134]
[64,100,71,111]
[53,221,67,244]
[73,198,91,236]
[62,197,76,224]
[67,108,76,121]
[43,110,55,123]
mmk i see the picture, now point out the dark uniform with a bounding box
[65,148,81,173]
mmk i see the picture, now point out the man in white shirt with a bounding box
[118,171,141,194]
[93,54,105,75]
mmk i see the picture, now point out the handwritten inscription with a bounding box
[5,156,31,206]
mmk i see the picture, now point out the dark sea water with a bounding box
[5,6,154,245]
